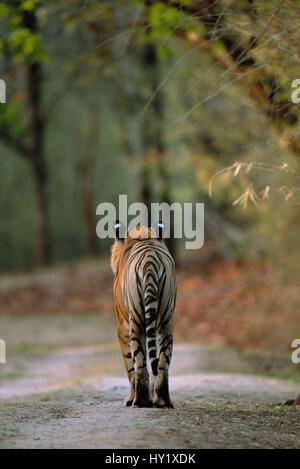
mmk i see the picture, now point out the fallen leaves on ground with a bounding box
[0,256,299,352]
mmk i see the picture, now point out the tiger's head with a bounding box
[111,221,164,274]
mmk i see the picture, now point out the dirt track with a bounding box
[0,314,299,449]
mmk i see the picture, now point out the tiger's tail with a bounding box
[143,260,159,377]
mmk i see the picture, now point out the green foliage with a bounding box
[0,102,23,134]
[21,0,41,11]
[0,1,51,136]
[0,1,50,63]
[148,2,187,36]
[140,1,198,41]
[210,41,226,59]
[0,4,10,19]
[8,28,50,62]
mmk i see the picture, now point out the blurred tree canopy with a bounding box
[0,0,299,272]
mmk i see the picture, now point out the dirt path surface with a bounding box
[0,314,299,449]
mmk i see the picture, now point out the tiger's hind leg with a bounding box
[130,331,152,408]
[118,321,135,406]
[153,332,174,409]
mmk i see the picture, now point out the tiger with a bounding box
[111,222,176,408]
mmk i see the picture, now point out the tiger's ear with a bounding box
[152,221,165,240]
[114,220,126,242]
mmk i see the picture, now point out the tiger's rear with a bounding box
[111,224,176,408]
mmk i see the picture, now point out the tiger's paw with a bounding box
[153,398,174,409]
[124,396,134,407]
[132,398,153,408]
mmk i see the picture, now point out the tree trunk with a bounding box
[32,159,52,265]
[157,151,176,257]
[141,43,176,257]
[80,103,98,256]
[140,44,154,227]
[23,8,52,265]
[141,150,152,223]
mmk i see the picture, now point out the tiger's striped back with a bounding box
[124,239,176,377]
